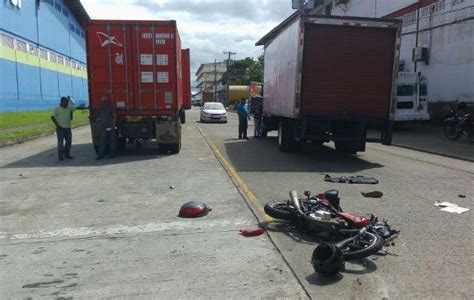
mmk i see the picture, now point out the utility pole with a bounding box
[214,59,217,102]
[223,51,236,106]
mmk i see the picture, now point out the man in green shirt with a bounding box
[51,97,76,161]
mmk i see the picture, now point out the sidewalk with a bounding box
[392,123,473,161]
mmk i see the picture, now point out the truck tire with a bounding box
[170,142,180,154]
[179,109,186,124]
[278,120,300,152]
[335,142,357,154]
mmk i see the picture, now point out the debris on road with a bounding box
[324,175,379,184]
[239,228,265,237]
[458,194,466,198]
[361,191,384,198]
[434,201,469,214]
[178,201,210,218]
[170,185,176,189]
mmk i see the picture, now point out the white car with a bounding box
[200,102,227,123]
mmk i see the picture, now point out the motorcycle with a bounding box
[264,190,398,275]
[443,102,473,142]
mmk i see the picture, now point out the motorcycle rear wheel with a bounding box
[341,231,384,261]
[264,201,295,221]
[443,121,462,140]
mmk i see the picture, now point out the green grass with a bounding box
[0,110,90,142]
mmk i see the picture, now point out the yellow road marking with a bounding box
[195,124,273,223]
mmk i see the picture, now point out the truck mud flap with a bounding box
[156,119,181,144]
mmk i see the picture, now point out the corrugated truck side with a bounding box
[86,19,186,153]
[256,14,401,154]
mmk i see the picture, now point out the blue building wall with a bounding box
[0,0,89,112]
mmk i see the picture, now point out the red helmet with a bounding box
[178,201,209,218]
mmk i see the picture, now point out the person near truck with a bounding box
[51,96,76,161]
[96,96,117,160]
[252,99,263,138]
[236,97,250,139]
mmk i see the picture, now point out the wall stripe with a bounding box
[0,45,87,79]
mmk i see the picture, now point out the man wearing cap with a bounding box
[97,96,117,160]
[51,96,76,161]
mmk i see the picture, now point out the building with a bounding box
[195,62,227,102]
[0,0,90,112]
[307,0,474,118]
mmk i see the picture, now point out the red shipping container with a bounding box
[86,19,183,115]
[86,20,188,154]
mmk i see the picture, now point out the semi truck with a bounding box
[85,20,190,154]
[255,13,401,154]
[395,72,430,122]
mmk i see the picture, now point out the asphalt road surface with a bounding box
[1,107,472,299]
[194,108,473,299]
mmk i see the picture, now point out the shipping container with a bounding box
[86,19,189,154]
[256,13,401,153]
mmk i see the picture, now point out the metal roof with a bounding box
[63,0,90,26]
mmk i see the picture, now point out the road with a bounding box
[0,120,306,299]
[194,108,473,299]
[1,107,472,299]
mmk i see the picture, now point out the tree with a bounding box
[223,54,264,85]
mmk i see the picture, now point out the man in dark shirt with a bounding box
[97,96,117,160]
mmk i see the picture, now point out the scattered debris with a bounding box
[434,201,469,214]
[239,228,265,237]
[97,199,105,203]
[169,185,176,189]
[458,194,466,198]
[325,175,378,184]
[19,174,22,177]
[361,191,384,198]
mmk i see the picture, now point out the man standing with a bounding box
[51,96,76,161]
[236,97,250,139]
[97,96,117,160]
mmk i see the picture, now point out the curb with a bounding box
[0,124,89,148]
[392,143,474,162]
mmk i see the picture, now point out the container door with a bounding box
[87,24,132,112]
[130,25,176,113]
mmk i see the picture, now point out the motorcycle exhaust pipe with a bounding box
[289,190,303,214]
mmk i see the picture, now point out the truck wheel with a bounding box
[335,142,357,154]
[179,110,186,124]
[170,143,180,154]
[278,120,301,152]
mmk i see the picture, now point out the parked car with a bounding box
[200,102,227,123]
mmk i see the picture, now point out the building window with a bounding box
[49,52,57,63]
[29,44,38,56]
[15,40,27,53]
[62,7,69,17]
[400,12,417,26]
[39,49,48,59]
[64,58,70,67]
[1,34,14,49]
[54,1,61,12]
[9,0,22,9]
[452,0,464,5]
[57,55,64,65]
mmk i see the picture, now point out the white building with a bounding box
[309,0,474,118]
[195,62,227,102]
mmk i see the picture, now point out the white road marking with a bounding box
[0,218,254,240]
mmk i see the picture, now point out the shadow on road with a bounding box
[223,137,383,173]
[264,221,320,245]
[1,142,165,168]
[305,258,377,286]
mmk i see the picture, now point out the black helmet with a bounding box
[311,243,345,276]
[323,189,340,210]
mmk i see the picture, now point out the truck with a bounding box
[255,13,401,154]
[395,72,430,122]
[85,20,190,154]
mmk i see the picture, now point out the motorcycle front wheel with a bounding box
[443,120,462,140]
[264,201,295,221]
[340,231,384,261]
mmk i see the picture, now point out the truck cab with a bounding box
[395,72,430,122]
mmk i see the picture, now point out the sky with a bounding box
[81,0,296,86]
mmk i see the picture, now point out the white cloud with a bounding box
[81,0,294,86]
